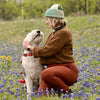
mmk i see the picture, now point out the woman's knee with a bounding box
[41,68,53,81]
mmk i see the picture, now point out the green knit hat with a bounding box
[44,4,64,18]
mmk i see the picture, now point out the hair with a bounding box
[49,17,67,29]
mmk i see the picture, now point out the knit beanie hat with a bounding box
[44,4,64,18]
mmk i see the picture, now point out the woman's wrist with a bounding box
[26,45,34,52]
[23,41,34,52]
[30,46,34,52]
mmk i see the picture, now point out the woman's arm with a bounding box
[33,30,69,58]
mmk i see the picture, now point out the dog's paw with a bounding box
[27,93,32,100]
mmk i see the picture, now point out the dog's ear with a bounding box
[37,31,40,33]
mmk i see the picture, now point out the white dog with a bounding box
[22,30,44,98]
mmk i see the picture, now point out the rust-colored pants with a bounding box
[38,63,79,94]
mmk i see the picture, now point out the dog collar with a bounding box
[23,53,33,57]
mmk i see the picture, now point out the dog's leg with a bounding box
[25,77,33,99]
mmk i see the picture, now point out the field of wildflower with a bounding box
[0,15,100,100]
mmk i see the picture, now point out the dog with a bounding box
[21,30,44,98]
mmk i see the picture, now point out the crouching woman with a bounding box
[23,4,79,95]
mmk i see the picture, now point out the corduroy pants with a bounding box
[38,63,79,94]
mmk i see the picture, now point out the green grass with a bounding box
[0,15,100,100]
[0,15,100,43]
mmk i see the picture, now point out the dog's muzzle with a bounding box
[34,32,41,39]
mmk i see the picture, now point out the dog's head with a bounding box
[24,30,44,45]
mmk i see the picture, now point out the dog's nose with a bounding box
[37,31,40,33]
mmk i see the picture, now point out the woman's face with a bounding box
[45,17,52,28]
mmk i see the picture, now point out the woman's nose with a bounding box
[46,21,48,25]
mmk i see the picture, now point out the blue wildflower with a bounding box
[51,88,55,93]
[96,97,100,100]
[0,77,1,81]
[0,89,4,93]
[64,94,68,99]
[31,92,35,96]
[17,97,21,100]
[3,97,6,100]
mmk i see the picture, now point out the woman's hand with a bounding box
[23,41,34,52]
[23,41,30,50]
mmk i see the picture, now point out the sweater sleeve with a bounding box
[33,30,69,58]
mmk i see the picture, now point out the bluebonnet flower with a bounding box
[97,72,100,75]
[3,78,7,84]
[70,93,75,99]
[84,97,88,100]
[0,77,1,81]
[84,92,92,97]
[98,89,100,95]
[61,96,64,100]
[64,94,68,99]
[33,86,36,91]
[10,91,14,95]
[96,97,100,100]
[17,97,21,100]
[16,88,20,92]
[22,94,25,97]
[3,97,6,100]
[31,92,35,96]
[83,81,91,88]
[38,88,44,95]
[46,88,50,95]
[60,89,64,92]
[6,86,14,95]
[78,91,84,96]
[1,83,5,88]
[9,79,13,82]
[51,88,55,93]
[2,69,5,72]
[0,85,2,89]
[93,88,97,94]
[35,93,40,97]
[15,92,20,97]
[21,87,24,90]
[0,89,4,93]
[7,86,10,92]
[28,98,32,100]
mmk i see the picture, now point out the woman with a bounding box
[23,4,79,95]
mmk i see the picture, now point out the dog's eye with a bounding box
[37,31,40,33]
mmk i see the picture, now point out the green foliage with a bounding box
[0,0,100,20]
[0,0,20,20]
